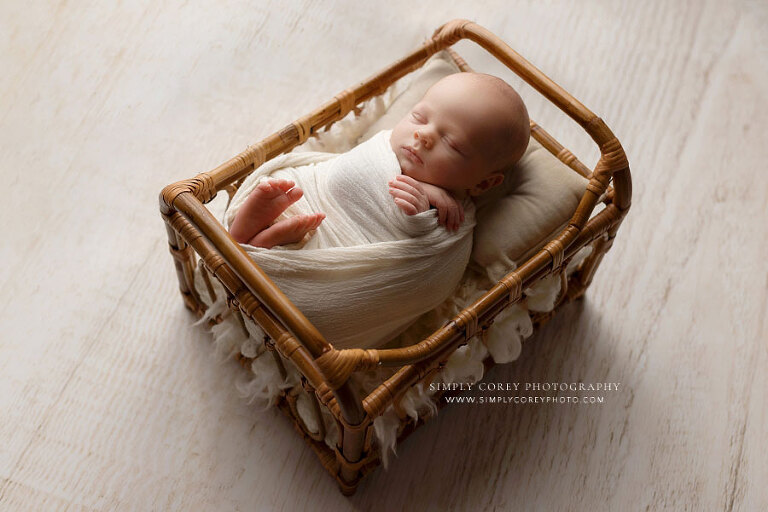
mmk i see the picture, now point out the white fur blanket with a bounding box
[223,130,476,350]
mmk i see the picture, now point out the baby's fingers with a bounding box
[389,178,424,200]
[395,174,425,193]
[446,202,464,230]
[389,183,428,212]
[389,188,424,215]
[450,205,464,231]
[388,187,416,204]
[437,206,447,226]
[393,197,419,215]
[447,208,458,232]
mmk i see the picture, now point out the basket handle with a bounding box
[314,19,631,393]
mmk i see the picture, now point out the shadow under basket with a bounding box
[159,19,631,495]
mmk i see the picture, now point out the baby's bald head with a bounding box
[427,72,530,172]
[390,71,530,197]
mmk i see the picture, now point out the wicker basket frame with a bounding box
[159,19,631,495]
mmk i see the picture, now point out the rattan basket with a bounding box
[159,19,631,495]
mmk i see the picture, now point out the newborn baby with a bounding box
[229,72,530,246]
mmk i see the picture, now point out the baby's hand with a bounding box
[417,179,464,232]
[388,175,430,215]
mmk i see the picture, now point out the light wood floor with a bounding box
[1,1,766,510]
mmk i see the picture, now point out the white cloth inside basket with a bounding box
[222,129,475,350]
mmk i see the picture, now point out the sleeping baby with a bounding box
[224,72,530,350]
[229,72,530,246]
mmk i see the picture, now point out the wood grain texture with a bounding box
[1,0,765,510]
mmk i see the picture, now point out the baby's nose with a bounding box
[414,130,433,149]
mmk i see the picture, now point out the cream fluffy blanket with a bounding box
[222,130,476,350]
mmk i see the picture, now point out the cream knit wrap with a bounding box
[223,129,476,350]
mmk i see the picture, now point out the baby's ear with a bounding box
[486,172,504,189]
[468,172,504,196]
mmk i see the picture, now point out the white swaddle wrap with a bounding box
[223,130,476,349]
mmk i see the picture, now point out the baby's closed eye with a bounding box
[443,136,463,154]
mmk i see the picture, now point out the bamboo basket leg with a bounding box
[302,380,328,441]
[567,235,611,301]
[336,421,369,494]
[163,216,203,314]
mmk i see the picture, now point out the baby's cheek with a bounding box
[391,122,408,143]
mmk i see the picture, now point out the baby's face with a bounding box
[390,74,514,195]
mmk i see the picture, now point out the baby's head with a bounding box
[390,72,530,197]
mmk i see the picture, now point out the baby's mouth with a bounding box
[402,146,423,165]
